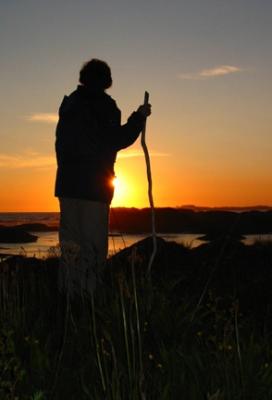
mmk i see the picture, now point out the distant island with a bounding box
[176,204,272,212]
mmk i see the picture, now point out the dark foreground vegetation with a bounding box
[1,236,272,399]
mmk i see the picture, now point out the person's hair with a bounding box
[79,59,112,90]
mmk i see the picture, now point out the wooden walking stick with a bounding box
[141,91,157,274]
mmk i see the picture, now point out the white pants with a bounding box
[58,197,109,297]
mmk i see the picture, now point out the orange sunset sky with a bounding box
[1,1,272,211]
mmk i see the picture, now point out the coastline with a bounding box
[0,209,271,258]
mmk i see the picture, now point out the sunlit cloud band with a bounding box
[117,149,170,159]
[0,149,170,169]
[26,113,58,124]
[0,152,55,169]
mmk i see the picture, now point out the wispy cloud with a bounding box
[0,151,55,169]
[117,149,170,159]
[26,113,58,124]
[200,65,242,77]
[179,65,243,80]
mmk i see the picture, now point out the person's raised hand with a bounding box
[137,103,152,118]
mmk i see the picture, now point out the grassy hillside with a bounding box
[1,237,272,399]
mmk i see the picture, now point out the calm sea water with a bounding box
[0,212,271,258]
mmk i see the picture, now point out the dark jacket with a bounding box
[55,85,145,203]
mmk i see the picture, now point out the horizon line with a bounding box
[1,205,272,213]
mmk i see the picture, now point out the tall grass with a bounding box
[1,241,272,399]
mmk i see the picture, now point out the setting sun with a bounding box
[111,171,142,207]
[112,176,119,190]
[111,175,129,206]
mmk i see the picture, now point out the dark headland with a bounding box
[109,207,272,234]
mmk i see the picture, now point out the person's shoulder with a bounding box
[58,88,87,116]
[103,93,119,111]
[103,92,115,102]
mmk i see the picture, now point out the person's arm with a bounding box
[103,103,152,150]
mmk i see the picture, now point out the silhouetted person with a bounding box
[55,59,151,297]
